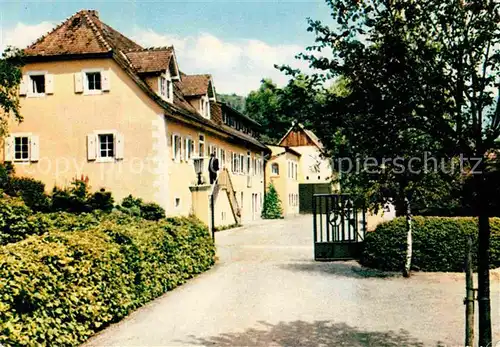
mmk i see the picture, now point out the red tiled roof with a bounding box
[176,74,211,97]
[24,10,142,57]
[126,47,174,74]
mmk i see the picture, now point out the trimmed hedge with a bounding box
[360,216,500,272]
[0,214,215,346]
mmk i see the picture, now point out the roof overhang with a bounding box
[23,51,113,62]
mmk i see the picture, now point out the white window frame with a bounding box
[83,68,103,95]
[94,130,117,163]
[198,134,205,157]
[26,71,47,97]
[271,163,279,176]
[158,72,173,103]
[185,136,194,161]
[172,133,181,163]
[11,132,32,163]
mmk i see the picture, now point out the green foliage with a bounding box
[118,195,166,221]
[217,93,246,113]
[0,214,215,346]
[0,195,44,245]
[361,217,500,272]
[87,188,114,212]
[5,177,51,212]
[51,179,89,213]
[140,202,166,221]
[245,79,296,144]
[51,179,114,214]
[0,47,25,135]
[261,183,283,219]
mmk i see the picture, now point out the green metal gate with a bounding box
[313,194,366,261]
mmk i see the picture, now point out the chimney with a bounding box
[88,10,99,18]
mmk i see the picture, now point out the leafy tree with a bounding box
[217,93,246,113]
[279,0,500,343]
[0,47,24,135]
[245,79,294,143]
[261,183,283,219]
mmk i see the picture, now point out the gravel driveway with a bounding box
[85,215,500,346]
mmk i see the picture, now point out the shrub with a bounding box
[0,215,215,346]
[0,195,44,245]
[140,202,166,221]
[118,195,166,221]
[88,188,114,212]
[51,179,114,214]
[360,216,500,272]
[51,179,91,213]
[121,194,143,209]
[5,176,51,212]
[261,183,283,219]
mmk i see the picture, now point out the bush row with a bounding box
[0,164,165,220]
[360,216,500,272]
[0,214,215,346]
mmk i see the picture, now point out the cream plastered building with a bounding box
[2,10,269,227]
[278,123,335,185]
[265,145,301,216]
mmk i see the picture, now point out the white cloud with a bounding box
[0,21,55,53]
[131,27,309,95]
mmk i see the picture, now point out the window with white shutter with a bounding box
[74,72,83,93]
[82,69,109,95]
[4,134,40,162]
[88,131,123,162]
[172,134,181,162]
[23,71,51,97]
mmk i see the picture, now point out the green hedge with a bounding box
[360,216,500,272]
[0,215,215,346]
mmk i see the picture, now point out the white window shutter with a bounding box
[4,136,13,161]
[19,75,28,96]
[171,134,176,160]
[30,135,40,162]
[115,133,124,160]
[74,73,84,93]
[102,70,110,91]
[45,74,54,94]
[87,134,97,160]
[180,136,184,161]
[185,138,189,161]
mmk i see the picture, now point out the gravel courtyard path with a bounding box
[85,215,500,346]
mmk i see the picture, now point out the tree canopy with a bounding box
[0,47,24,135]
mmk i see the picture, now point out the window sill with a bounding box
[96,157,115,163]
[27,93,46,98]
[84,90,104,96]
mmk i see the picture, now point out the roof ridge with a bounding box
[82,10,111,52]
[126,46,174,53]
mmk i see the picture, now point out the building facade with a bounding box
[265,145,300,216]
[2,10,269,227]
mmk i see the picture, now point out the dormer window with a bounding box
[159,74,173,102]
[200,96,210,119]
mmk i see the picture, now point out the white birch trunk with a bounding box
[403,196,412,278]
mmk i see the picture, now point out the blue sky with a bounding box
[0,0,334,94]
